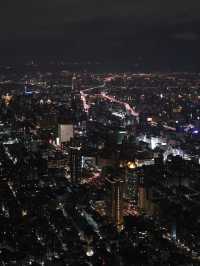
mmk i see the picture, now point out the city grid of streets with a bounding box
[0,64,200,265]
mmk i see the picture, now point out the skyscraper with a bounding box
[138,175,155,215]
[125,163,138,203]
[138,174,146,210]
[105,177,124,231]
[72,73,78,92]
[138,186,147,210]
[69,141,82,184]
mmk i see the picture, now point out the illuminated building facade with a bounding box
[69,143,82,184]
[138,186,147,210]
[126,168,138,203]
[105,177,124,231]
[58,124,74,144]
[138,174,147,210]
[2,94,13,106]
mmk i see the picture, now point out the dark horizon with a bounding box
[0,0,199,71]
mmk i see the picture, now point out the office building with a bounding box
[72,73,78,92]
[105,177,124,231]
[69,142,82,184]
[58,124,74,144]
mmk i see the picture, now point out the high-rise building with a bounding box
[138,174,146,210]
[69,142,82,184]
[105,177,124,231]
[138,186,147,210]
[125,165,138,203]
[58,124,74,144]
[72,73,78,92]
[138,175,156,215]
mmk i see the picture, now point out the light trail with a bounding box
[100,92,139,117]
[80,83,139,117]
[80,84,105,113]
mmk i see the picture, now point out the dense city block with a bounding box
[0,63,199,265]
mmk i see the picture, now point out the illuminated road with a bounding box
[80,83,139,117]
[80,84,105,113]
[80,83,178,132]
[100,92,139,117]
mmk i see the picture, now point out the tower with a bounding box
[138,186,147,210]
[125,162,138,203]
[138,174,146,211]
[72,73,77,92]
[69,141,82,184]
[105,177,124,231]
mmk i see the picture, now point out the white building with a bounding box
[58,124,74,143]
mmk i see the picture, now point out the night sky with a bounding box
[1,0,200,68]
